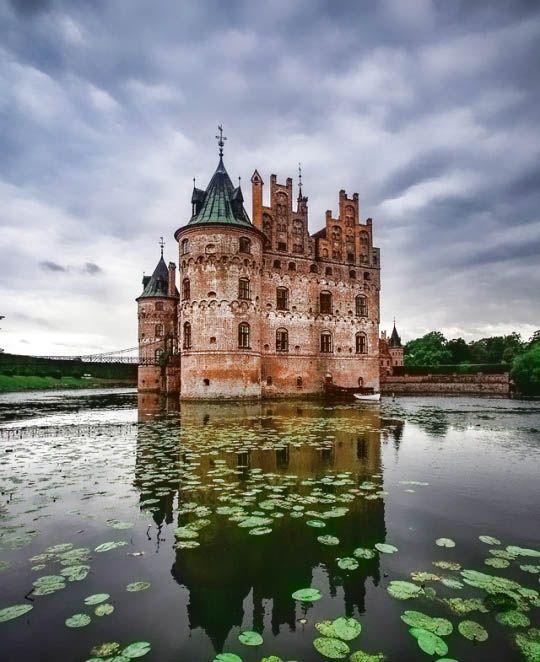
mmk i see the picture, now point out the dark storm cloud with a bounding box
[40,260,66,272]
[0,0,539,352]
[83,262,102,275]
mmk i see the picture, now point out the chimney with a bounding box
[168,262,176,297]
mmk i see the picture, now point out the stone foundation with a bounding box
[381,373,510,396]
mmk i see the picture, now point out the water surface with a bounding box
[0,390,539,661]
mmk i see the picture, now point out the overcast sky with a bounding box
[1,0,539,355]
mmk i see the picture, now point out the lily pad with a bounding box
[409,628,448,656]
[292,587,322,602]
[317,535,340,546]
[331,617,362,641]
[479,535,501,545]
[95,603,114,616]
[458,619,488,642]
[349,652,385,661]
[337,557,359,571]
[213,655,243,662]
[122,641,151,658]
[353,547,376,560]
[313,636,350,659]
[126,581,151,592]
[238,630,263,646]
[506,546,540,558]
[84,593,110,605]
[401,611,453,636]
[248,527,272,535]
[495,610,530,628]
[387,581,423,600]
[375,543,398,554]
[436,538,455,548]
[0,604,33,622]
[95,541,128,553]
[306,520,326,528]
[65,613,91,628]
[60,564,90,581]
[91,642,121,657]
[515,628,540,662]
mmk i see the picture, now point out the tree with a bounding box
[404,332,452,366]
[446,338,471,364]
[511,344,540,395]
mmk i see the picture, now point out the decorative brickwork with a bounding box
[137,144,381,399]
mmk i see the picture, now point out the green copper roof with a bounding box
[188,157,252,227]
[137,256,177,299]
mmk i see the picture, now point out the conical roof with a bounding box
[389,323,402,348]
[137,256,176,299]
[188,157,252,227]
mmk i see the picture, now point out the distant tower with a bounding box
[388,320,404,368]
[136,240,179,392]
[174,126,263,399]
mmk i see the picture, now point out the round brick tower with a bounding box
[174,138,263,399]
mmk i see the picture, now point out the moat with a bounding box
[0,390,539,662]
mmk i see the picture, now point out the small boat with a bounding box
[353,392,381,402]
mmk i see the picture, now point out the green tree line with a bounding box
[404,330,540,395]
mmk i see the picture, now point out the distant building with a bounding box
[379,322,404,379]
[137,132,381,399]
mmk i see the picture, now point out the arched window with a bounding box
[288,262,296,271]
[182,278,190,300]
[238,278,250,300]
[205,243,215,254]
[319,291,332,314]
[239,237,251,253]
[276,287,289,311]
[238,322,250,348]
[320,331,332,353]
[155,323,164,337]
[296,376,303,388]
[183,322,192,349]
[276,328,288,352]
[322,248,329,258]
[325,266,332,276]
[355,295,367,317]
[155,301,163,311]
[356,332,367,354]
[181,238,189,254]
[310,264,318,273]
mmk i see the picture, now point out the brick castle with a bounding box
[137,130,386,399]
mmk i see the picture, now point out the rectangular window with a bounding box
[238,278,250,300]
[319,292,332,314]
[276,329,288,352]
[320,333,332,353]
[278,241,287,251]
[276,288,289,310]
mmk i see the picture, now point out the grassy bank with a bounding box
[0,374,136,393]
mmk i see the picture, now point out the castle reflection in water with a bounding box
[135,394,403,653]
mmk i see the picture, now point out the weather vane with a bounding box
[298,162,303,197]
[159,236,164,257]
[215,124,227,157]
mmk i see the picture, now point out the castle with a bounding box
[137,130,381,399]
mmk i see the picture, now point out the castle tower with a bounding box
[136,247,179,392]
[174,128,263,399]
[388,320,404,368]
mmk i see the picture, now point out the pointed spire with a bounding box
[215,124,227,158]
[298,162,303,198]
[159,236,164,257]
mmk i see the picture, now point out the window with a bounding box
[266,376,273,386]
[355,295,367,317]
[310,264,318,273]
[349,270,356,279]
[288,262,296,271]
[347,253,355,263]
[293,244,303,254]
[182,278,190,300]
[296,376,303,388]
[319,291,332,314]
[276,328,289,352]
[181,238,189,254]
[155,301,163,311]
[292,219,303,236]
[356,332,367,354]
[276,287,289,310]
[278,241,287,251]
[239,237,251,253]
[238,322,250,348]
[273,259,281,269]
[205,243,215,254]
[183,322,191,349]
[364,271,371,280]
[238,278,250,300]
[320,331,332,353]
[155,324,164,337]
[332,251,341,261]
[325,267,332,276]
